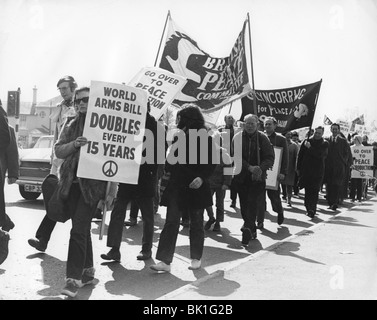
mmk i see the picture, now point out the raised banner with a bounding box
[159,17,251,116]
[77,80,147,184]
[351,145,374,179]
[128,67,187,120]
[241,80,322,134]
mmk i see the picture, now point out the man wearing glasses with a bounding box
[28,76,78,253]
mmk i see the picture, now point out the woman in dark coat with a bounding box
[297,126,329,218]
[151,104,217,272]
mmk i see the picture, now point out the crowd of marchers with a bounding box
[1,75,376,299]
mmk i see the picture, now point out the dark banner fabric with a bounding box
[241,80,322,134]
[159,17,252,113]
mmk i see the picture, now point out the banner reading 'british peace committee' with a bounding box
[159,17,251,115]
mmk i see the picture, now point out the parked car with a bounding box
[16,135,54,200]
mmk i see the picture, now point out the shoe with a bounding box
[100,248,121,262]
[307,210,315,218]
[181,219,189,228]
[241,227,252,247]
[150,261,171,272]
[213,222,221,232]
[287,198,292,206]
[124,218,137,227]
[2,215,15,232]
[28,238,47,252]
[277,215,284,225]
[188,259,201,270]
[61,278,81,298]
[256,222,264,230]
[81,267,95,286]
[230,201,236,208]
[137,251,152,260]
[251,232,257,240]
[204,217,216,231]
[330,204,338,211]
[0,230,10,265]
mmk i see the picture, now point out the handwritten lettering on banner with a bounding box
[129,67,187,120]
[77,80,147,184]
[351,145,374,179]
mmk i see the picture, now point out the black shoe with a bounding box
[101,248,121,262]
[277,215,284,225]
[213,221,221,232]
[28,238,47,252]
[124,218,137,227]
[241,227,252,247]
[0,230,10,265]
[251,231,257,240]
[256,222,264,230]
[307,210,315,218]
[331,204,338,211]
[230,201,236,208]
[137,251,152,260]
[204,217,216,230]
[2,215,15,232]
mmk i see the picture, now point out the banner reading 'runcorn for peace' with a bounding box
[241,80,322,134]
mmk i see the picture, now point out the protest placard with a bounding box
[266,146,283,190]
[77,80,147,184]
[351,145,374,179]
[128,67,187,120]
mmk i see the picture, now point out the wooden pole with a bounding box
[99,181,111,240]
[154,10,171,67]
[247,13,260,164]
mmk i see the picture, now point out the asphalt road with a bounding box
[1,182,376,301]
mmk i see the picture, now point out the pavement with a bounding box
[160,195,377,300]
[1,183,377,300]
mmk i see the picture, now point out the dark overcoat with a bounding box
[297,137,329,189]
[323,135,351,186]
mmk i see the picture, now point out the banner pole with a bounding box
[228,101,233,114]
[247,13,260,164]
[154,10,171,67]
[99,181,111,240]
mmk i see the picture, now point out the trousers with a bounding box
[156,187,204,264]
[107,196,154,253]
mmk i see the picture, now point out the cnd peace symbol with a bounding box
[102,160,118,177]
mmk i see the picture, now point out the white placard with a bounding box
[351,145,374,179]
[77,80,147,184]
[266,146,283,190]
[128,67,187,120]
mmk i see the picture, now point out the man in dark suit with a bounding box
[0,124,19,232]
[324,123,352,210]
[101,111,161,262]
[262,116,289,228]
[0,102,11,265]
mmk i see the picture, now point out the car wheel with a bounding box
[19,185,41,200]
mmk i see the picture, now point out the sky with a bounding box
[1,0,377,128]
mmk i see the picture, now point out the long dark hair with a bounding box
[177,104,206,130]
